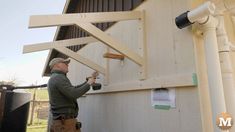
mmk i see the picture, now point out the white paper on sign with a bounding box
[151,88,176,108]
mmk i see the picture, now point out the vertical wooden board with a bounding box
[104,46,110,85]
[137,0,176,77]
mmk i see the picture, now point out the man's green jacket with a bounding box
[48,70,90,119]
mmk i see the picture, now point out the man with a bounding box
[48,57,97,132]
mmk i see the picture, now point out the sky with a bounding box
[0,0,66,86]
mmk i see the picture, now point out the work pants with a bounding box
[50,118,80,132]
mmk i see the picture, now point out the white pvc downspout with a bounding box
[210,0,235,15]
[216,15,235,132]
[199,15,227,132]
[186,2,227,131]
[176,1,232,131]
[209,1,235,132]
[190,2,228,131]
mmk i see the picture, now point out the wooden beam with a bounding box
[23,37,97,54]
[54,47,106,75]
[29,11,142,28]
[75,22,144,66]
[87,73,197,94]
[103,53,124,60]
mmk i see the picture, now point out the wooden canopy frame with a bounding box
[23,11,147,80]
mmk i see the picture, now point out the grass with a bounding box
[26,88,49,132]
[27,88,49,100]
[27,127,47,132]
[27,119,48,132]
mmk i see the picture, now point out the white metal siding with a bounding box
[67,0,203,131]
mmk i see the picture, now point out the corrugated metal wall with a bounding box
[58,0,144,52]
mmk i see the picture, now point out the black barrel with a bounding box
[0,90,31,132]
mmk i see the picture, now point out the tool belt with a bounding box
[53,115,82,129]
[76,122,82,129]
[55,115,76,120]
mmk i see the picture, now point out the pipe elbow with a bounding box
[175,1,215,29]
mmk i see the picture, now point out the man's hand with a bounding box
[87,77,96,85]
[91,71,99,79]
[87,71,99,85]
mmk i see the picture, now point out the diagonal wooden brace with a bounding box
[75,22,144,66]
[55,47,106,75]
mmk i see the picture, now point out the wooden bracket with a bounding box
[23,11,147,80]
[55,47,106,75]
[103,53,124,60]
[23,37,97,53]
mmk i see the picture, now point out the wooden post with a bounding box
[104,46,110,86]
[29,88,36,125]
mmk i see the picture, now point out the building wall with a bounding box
[67,0,203,131]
